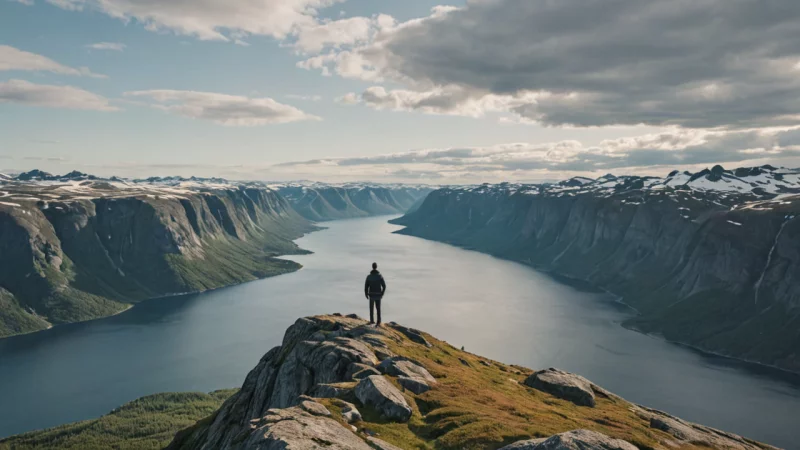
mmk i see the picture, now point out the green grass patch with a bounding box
[0,390,237,450]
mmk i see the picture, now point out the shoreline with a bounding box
[392,227,800,378]
[0,233,320,342]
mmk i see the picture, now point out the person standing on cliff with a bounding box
[364,262,386,326]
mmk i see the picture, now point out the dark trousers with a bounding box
[369,296,382,323]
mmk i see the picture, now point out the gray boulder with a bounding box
[312,382,354,399]
[244,406,372,449]
[388,322,432,347]
[346,362,382,380]
[637,406,767,449]
[299,399,331,417]
[378,357,436,383]
[355,375,412,422]
[333,399,362,423]
[397,376,432,395]
[524,368,596,407]
[499,429,637,450]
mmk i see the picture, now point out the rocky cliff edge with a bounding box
[168,314,774,450]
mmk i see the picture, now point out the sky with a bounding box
[2,0,800,183]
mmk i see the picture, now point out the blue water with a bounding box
[1,217,798,448]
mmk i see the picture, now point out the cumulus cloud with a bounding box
[44,0,343,42]
[303,0,800,129]
[86,42,126,51]
[342,86,540,118]
[292,16,373,53]
[0,45,105,77]
[0,79,117,111]
[274,127,800,180]
[124,89,320,126]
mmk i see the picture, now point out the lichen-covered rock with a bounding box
[499,429,637,450]
[355,375,412,422]
[638,406,766,449]
[244,406,371,449]
[524,368,596,407]
[346,362,381,380]
[312,383,354,399]
[167,316,377,449]
[387,322,432,347]
[333,399,362,423]
[397,376,432,395]
[378,357,436,383]
[299,399,331,417]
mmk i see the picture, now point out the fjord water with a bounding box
[1,217,799,447]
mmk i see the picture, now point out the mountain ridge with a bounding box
[0,173,316,338]
[164,314,774,449]
[391,165,800,374]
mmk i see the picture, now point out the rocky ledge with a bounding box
[168,314,776,449]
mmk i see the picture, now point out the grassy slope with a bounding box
[0,288,51,336]
[0,390,237,450]
[316,321,768,450]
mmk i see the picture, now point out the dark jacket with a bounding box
[365,270,386,297]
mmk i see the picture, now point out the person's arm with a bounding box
[365,277,370,298]
[380,276,386,295]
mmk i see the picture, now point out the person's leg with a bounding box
[369,297,375,323]
[376,297,382,325]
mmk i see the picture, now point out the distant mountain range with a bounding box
[0,171,431,338]
[0,171,316,338]
[392,165,800,373]
[271,182,433,221]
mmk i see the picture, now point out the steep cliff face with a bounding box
[0,177,314,337]
[275,184,432,221]
[392,167,800,372]
[166,314,772,450]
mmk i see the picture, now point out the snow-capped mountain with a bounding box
[392,164,800,373]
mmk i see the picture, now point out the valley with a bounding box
[392,165,800,373]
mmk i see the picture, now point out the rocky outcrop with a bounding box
[392,173,800,373]
[0,177,314,338]
[500,429,638,450]
[168,314,774,450]
[355,375,413,422]
[378,357,436,383]
[167,315,426,449]
[243,406,371,449]
[636,406,768,450]
[524,368,598,407]
[397,375,432,394]
[275,184,432,221]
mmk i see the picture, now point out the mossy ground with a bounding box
[316,317,770,450]
[0,390,237,450]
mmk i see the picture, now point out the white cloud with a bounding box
[273,127,800,181]
[0,45,105,77]
[291,14,395,54]
[0,79,117,111]
[343,86,540,118]
[45,0,344,42]
[9,0,34,5]
[124,89,320,126]
[301,1,800,129]
[86,42,126,51]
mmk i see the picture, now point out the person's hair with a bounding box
[372,262,378,270]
